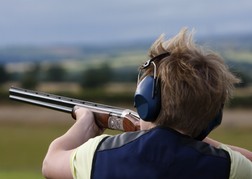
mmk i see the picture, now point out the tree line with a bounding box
[1,62,252,89]
[0,62,138,89]
[1,62,252,108]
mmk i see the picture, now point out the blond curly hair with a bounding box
[143,28,240,137]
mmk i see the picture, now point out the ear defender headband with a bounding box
[134,52,170,121]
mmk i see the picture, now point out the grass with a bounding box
[0,122,68,179]
[0,119,251,178]
[0,170,43,179]
[0,120,121,179]
[210,126,252,150]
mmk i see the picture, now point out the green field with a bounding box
[0,119,251,179]
[0,121,66,179]
[0,119,122,179]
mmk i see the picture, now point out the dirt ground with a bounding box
[0,105,73,124]
[1,105,251,127]
[220,108,252,127]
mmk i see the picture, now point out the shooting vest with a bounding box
[91,127,230,179]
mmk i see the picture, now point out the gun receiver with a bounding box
[9,87,140,132]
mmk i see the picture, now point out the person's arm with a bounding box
[203,137,252,161]
[42,107,103,179]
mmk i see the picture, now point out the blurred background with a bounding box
[0,0,252,178]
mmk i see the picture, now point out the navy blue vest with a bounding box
[91,127,230,179]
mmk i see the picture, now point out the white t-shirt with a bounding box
[219,144,252,179]
[71,134,109,179]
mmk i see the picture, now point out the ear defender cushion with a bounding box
[134,76,161,121]
[195,108,223,140]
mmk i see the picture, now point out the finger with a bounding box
[71,106,80,120]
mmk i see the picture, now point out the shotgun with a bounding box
[9,87,140,132]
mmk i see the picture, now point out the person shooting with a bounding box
[42,28,252,179]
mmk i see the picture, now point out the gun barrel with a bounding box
[9,87,140,131]
[9,87,126,115]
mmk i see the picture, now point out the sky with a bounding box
[0,0,252,47]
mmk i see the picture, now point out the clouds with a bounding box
[0,0,252,46]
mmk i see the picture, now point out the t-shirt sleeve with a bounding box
[70,134,110,179]
[219,144,252,179]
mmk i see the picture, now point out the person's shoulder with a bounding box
[186,138,230,159]
[97,127,178,151]
[97,130,149,151]
[219,144,252,178]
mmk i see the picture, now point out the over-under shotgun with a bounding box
[9,87,140,132]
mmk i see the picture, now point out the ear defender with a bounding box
[134,52,170,121]
[134,75,161,121]
[195,105,224,140]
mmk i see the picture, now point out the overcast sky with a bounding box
[0,0,252,47]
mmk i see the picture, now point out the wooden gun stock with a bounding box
[9,87,140,132]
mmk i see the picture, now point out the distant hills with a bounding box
[0,40,150,64]
[0,33,252,64]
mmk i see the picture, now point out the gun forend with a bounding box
[9,86,140,132]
